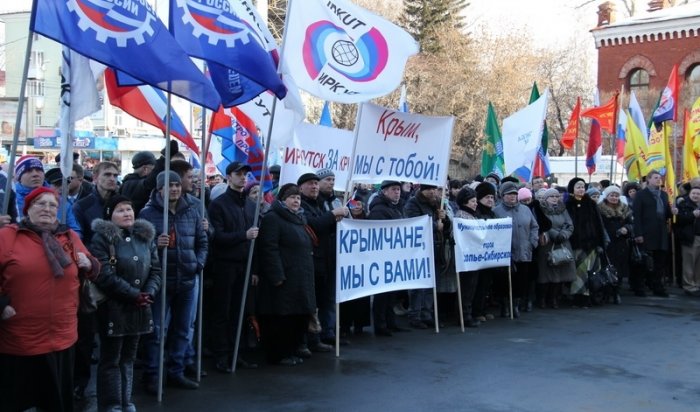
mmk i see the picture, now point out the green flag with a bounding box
[529,82,550,177]
[481,102,505,177]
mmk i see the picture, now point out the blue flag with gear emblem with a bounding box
[169,0,286,107]
[30,0,221,110]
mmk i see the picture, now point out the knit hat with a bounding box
[131,151,156,169]
[475,182,496,201]
[567,177,586,194]
[44,168,64,185]
[499,181,519,197]
[600,185,622,204]
[23,186,58,216]
[456,187,476,206]
[297,172,320,186]
[316,168,334,180]
[535,188,549,201]
[14,155,43,181]
[485,173,501,185]
[277,183,300,200]
[542,188,560,200]
[380,180,401,190]
[517,187,532,201]
[104,195,132,220]
[586,187,601,198]
[156,171,181,190]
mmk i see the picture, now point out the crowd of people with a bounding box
[0,141,698,411]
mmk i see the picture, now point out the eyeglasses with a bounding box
[32,201,59,210]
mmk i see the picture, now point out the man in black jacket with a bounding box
[298,172,347,354]
[207,161,259,372]
[632,170,676,296]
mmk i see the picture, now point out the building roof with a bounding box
[591,2,700,48]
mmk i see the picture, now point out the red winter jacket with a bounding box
[0,224,99,356]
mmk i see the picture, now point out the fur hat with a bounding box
[475,182,496,200]
[567,177,586,194]
[277,183,300,200]
[600,185,622,204]
[104,195,132,220]
[456,187,476,206]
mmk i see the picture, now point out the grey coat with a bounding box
[536,200,576,284]
[90,219,161,337]
[494,202,539,262]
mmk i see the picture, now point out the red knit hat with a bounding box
[23,186,59,216]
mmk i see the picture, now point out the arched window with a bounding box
[687,64,700,101]
[629,68,650,93]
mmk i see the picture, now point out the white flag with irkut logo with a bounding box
[282,0,419,103]
[502,89,549,178]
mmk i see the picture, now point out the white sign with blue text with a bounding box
[453,217,513,272]
[336,215,435,303]
[352,103,454,186]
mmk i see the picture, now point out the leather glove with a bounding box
[135,292,154,307]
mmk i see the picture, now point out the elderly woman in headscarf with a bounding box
[536,188,576,309]
[0,186,99,412]
[597,186,633,304]
[566,178,609,307]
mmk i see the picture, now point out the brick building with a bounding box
[591,0,700,113]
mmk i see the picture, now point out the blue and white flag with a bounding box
[31,0,221,110]
[502,89,549,181]
[169,0,286,107]
[319,101,333,126]
[629,91,649,141]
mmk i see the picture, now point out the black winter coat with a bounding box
[368,194,405,220]
[119,156,165,216]
[73,191,111,245]
[256,201,316,316]
[207,186,255,264]
[90,219,161,337]
[632,187,671,251]
[598,201,633,279]
[404,192,451,267]
[139,191,208,290]
[675,195,700,246]
[301,194,337,277]
[566,195,607,252]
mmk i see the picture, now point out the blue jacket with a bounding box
[16,182,82,237]
[139,190,208,290]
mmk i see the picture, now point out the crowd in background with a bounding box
[0,142,698,412]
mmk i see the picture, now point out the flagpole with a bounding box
[574,137,579,177]
[233,0,298,372]
[195,106,208,382]
[156,91,173,403]
[1,32,34,215]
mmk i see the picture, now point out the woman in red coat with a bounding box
[0,187,99,412]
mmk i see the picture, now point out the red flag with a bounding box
[581,92,619,135]
[561,97,580,150]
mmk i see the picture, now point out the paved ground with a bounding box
[81,287,700,412]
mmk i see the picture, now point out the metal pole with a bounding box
[2,33,34,216]
[455,270,464,333]
[574,136,579,177]
[195,107,207,382]
[156,92,172,403]
[508,264,513,320]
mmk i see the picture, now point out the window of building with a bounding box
[35,110,42,126]
[114,109,123,126]
[27,79,45,97]
[688,64,700,100]
[629,68,650,94]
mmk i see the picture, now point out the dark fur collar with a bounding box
[91,219,156,243]
[598,201,630,219]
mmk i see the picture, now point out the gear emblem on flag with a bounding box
[67,0,155,47]
[175,0,258,47]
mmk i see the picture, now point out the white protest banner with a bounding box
[352,103,454,185]
[279,123,353,191]
[503,89,548,179]
[453,217,513,272]
[336,215,434,303]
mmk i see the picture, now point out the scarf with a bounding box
[22,219,73,278]
[650,187,664,217]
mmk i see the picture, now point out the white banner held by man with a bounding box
[453,217,513,272]
[336,215,434,303]
[352,103,454,186]
[279,123,353,191]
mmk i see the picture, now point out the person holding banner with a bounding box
[566,178,609,307]
[472,183,499,322]
[494,182,539,318]
[367,181,409,336]
[536,188,576,309]
[256,183,316,366]
[454,186,482,327]
[404,184,449,329]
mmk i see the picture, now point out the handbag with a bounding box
[629,241,644,265]
[547,243,574,266]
